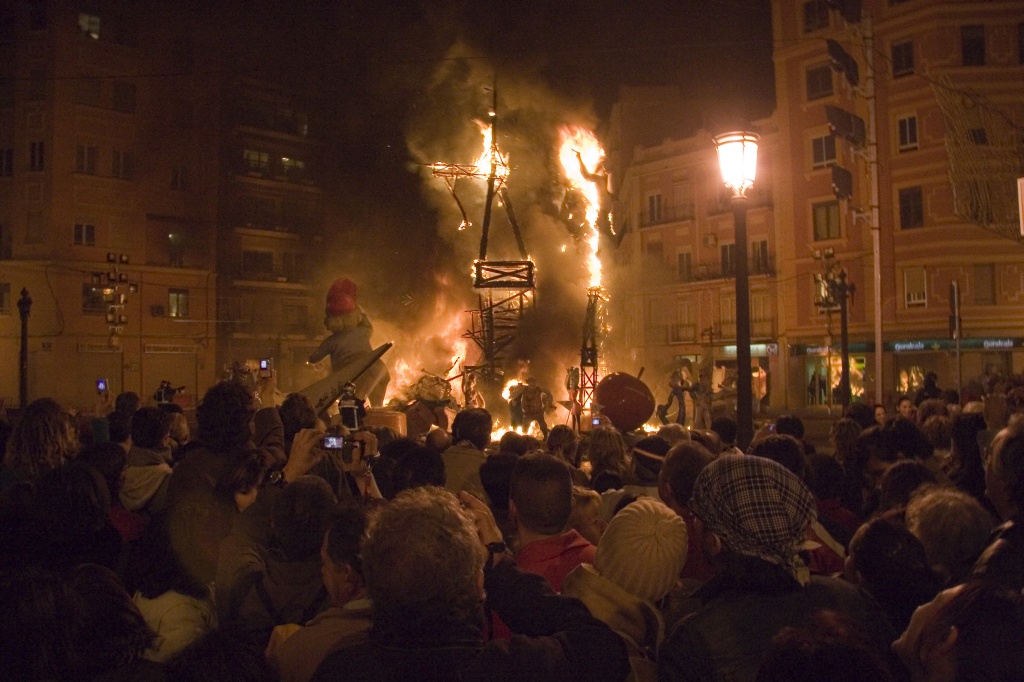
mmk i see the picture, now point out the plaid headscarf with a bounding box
[691,454,816,579]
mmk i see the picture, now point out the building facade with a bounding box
[611,123,779,417]
[612,0,1024,416]
[0,1,221,410]
[772,0,1024,409]
[214,77,325,395]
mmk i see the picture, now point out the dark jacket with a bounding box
[165,407,284,585]
[971,519,1024,590]
[659,555,895,682]
[310,559,630,682]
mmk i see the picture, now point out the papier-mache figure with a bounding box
[509,376,554,437]
[308,277,390,407]
[656,369,689,426]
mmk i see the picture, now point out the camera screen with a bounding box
[259,359,270,370]
[591,417,601,426]
[97,379,108,392]
[321,436,345,449]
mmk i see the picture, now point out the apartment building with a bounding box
[214,77,325,395]
[0,1,220,409]
[772,0,1024,408]
[611,122,779,413]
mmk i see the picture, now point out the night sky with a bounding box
[219,0,775,383]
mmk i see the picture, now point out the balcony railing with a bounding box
[640,203,695,228]
[681,255,776,282]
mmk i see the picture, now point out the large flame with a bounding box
[475,118,509,180]
[558,127,604,288]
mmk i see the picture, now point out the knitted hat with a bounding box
[690,454,816,570]
[326,278,357,316]
[594,497,688,602]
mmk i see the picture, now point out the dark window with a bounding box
[242,250,273,273]
[647,193,663,223]
[28,0,47,30]
[0,6,14,42]
[75,145,97,174]
[962,25,985,66]
[1019,22,1024,64]
[892,40,914,77]
[0,77,13,105]
[720,243,737,276]
[806,65,833,100]
[82,284,111,314]
[0,224,11,259]
[803,1,829,32]
[74,223,96,246]
[812,135,836,168]
[967,128,988,145]
[0,282,9,314]
[168,232,185,268]
[169,288,189,318]
[898,115,918,151]
[74,76,101,106]
[29,141,44,171]
[751,240,770,274]
[171,165,189,190]
[813,201,841,240]
[677,251,692,282]
[974,264,996,305]
[27,70,46,101]
[112,81,136,113]
[112,150,133,179]
[899,187,924,229]
[0,148,12,176]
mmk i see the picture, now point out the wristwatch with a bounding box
[485,541,509,568]
[266,469,287,488]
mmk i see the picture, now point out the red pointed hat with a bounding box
[326,278,357,316]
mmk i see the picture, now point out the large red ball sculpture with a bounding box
[594,372,655,433]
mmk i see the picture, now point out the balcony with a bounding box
[713,318,776,341]
[640,203,695,228]
[233,267,310,284]
[682,255,776,282]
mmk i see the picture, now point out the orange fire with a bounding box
[558,127,604,288]
[475,118,510,180]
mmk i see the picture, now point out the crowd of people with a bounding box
[1,374,1022,681]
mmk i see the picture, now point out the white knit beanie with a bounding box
[594,497,688,602]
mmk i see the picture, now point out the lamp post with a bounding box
[714,131,758,450]
[17,288,32,407]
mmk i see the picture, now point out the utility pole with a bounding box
[830,271,856,408]
[17,288,32,407]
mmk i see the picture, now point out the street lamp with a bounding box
[714,131,758,450]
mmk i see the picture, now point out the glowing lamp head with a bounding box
[714,131,759,197]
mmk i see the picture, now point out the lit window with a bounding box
[812,201,840,241]
[904,267,926,307]
[243,149,269,173]
[897,115,918,151]
[82,283,113,314]
[78,13,100,39]
[169,288,190,318]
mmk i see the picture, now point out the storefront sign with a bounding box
[885,338,1023,352]
[719,344,770,359]
[791,342,874,356]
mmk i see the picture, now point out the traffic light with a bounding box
[831,165,853,200]
[825,105,866,147]
[827,39,859,87]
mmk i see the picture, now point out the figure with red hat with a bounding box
[308,278,390,406]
